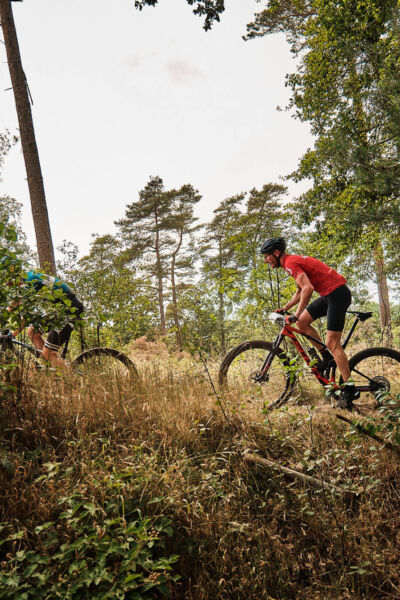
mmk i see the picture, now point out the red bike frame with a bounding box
[259,313,376,395]
[280,320,335,387]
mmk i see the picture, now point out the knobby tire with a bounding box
[71,347,138,379]
[342,346,400,404]
[218,340,296,409]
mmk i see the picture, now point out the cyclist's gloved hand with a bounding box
[286,315,298,324]
[274,308,286,314]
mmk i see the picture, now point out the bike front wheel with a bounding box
[218,340,296,409]
[71,347,138,380]
[343,347,400,405]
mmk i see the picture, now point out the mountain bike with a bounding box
[0,330,138,379]
[218,310,400,410]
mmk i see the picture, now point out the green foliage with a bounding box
[1,353,400,598]
[0,228,80,387]
[246,0,400,334]
[0,464,179,599]
[58,236,158,347]
[178,285,222,353]
[162,184,201,347]
[196,185,296,350]
[5,278,73,338]
[231,185,294,329]
[133,0,225,31]
[0,197,32,261]
[376,393,400,442]
[0,134,32,261]
[0,131,17,176]
[115,176,201,339]
[198,194,244,352]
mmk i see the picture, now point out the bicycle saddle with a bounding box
[347,310,373,322]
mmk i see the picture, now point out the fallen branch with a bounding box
[243,452,354,495]
[335,413,400,456]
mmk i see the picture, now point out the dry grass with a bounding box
[1,344,400,599]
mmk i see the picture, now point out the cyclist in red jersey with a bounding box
[260,237,358,408]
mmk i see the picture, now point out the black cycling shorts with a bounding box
[44,294,84,351]
[305,285,351,332]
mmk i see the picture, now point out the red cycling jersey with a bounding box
[282,254,346,297]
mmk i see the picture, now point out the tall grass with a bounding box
[0,347,400,599]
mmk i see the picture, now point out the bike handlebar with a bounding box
[274,310,298,323]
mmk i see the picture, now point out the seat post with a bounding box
[60,330,72,359]
[342,316,360,350]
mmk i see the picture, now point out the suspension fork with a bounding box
[256,333,285,381]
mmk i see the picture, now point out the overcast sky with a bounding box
[0,0,313,258]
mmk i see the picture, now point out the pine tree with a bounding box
[246,0,400,341]
[199,195,244,353]
[163,184,201,347]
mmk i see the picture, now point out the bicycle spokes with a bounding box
[350,354,400,401]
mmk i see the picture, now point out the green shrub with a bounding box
[0,464,180,599]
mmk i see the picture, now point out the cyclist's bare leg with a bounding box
[28,326,68,369]
[42,346,69,369]
[326,331,351,381]
[296,310,325,352]
[27,325,45,352]
[297,313,351,380]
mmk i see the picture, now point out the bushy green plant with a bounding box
[0,463,180,599]
[0,233,74,338]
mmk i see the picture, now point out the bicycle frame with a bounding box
[257,313,376,394]
[1,324,80,362]
[258,321,334,387]
[12,338,41,357]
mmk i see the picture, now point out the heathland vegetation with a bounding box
[1,338,400,599]
[1,0,400,598]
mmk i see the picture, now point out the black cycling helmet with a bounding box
[260,237,286,255]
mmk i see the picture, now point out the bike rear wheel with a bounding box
[71,347,138,380]
[218,340,296,409]
[343,347,400,406]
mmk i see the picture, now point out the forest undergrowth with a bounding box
[0,344,400,600]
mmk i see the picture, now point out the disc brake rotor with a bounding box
[249,370,265,383]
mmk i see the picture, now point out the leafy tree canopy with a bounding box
[134,0,225,30]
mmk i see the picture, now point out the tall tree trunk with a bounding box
[373,242,392,345]
[0,0,56,274]
[218,288,225,354]
[170,232,183,349]
[352,91,392,343]
[154,213,166,335]
[218,243,226,354]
